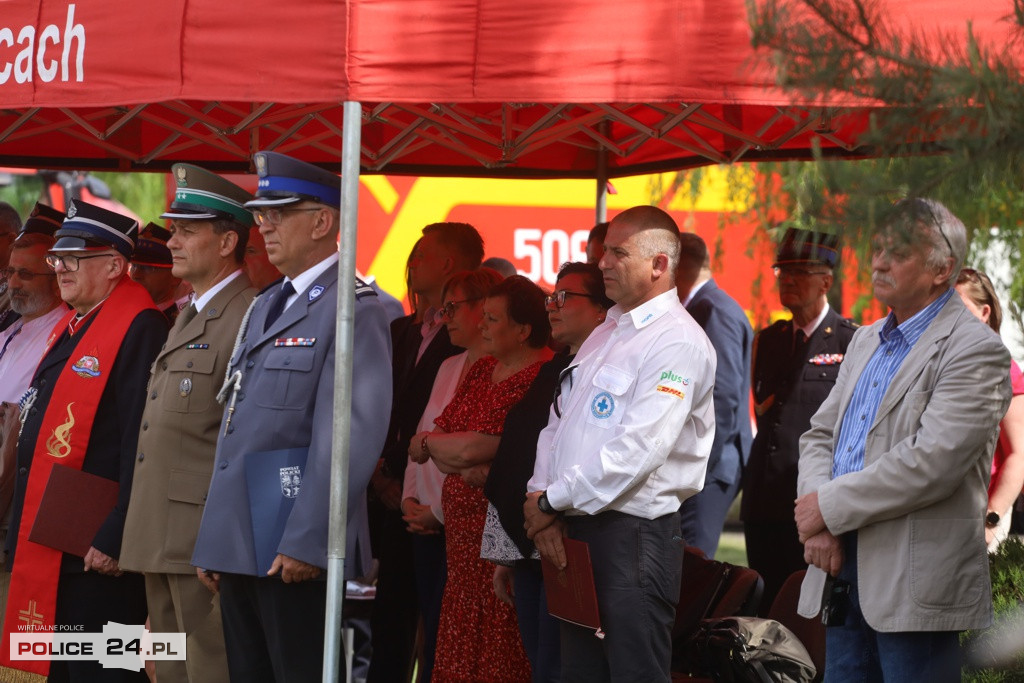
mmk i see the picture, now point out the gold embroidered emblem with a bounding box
[45,403,75,459]
[18,600,44,627]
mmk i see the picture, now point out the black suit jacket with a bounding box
[8,309,168,570]
[686,279,753,486]
[741,306,856,522]
[380,314,460,481]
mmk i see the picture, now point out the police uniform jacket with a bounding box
[741,307,855,523]
[120,273,256,574]
[191,263,392,578]
[7,308,168,570]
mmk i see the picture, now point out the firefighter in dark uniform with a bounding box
[741,229,856,609]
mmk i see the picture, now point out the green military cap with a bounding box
[161,163,255,227]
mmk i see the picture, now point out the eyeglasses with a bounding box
[439,298,480,320]
[1,266,56,281]
[45,252,116,272]
[252,207,321,227]
[772,265,830,279]
[544,290,600,309]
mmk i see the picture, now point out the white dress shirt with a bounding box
[0,305,67,403]
[528,288,717,519]
[402,351,469,524]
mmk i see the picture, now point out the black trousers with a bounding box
[560,511,682,683]
[218,573,332,683]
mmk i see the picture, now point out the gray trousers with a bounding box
[560,510,682,683]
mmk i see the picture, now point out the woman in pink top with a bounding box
[956,268,1024,550]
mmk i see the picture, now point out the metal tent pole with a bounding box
[323,100,362,683]
[595,120,609,223]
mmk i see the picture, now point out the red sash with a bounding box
[1,279,155,675]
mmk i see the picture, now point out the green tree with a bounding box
[744,0,1024,344]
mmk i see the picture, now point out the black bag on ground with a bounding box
[689,616,816,683]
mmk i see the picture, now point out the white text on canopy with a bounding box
[0,4,84,85]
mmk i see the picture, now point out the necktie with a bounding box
[176,303,199,331]
[793,328,808,355]
[263,281,296,332]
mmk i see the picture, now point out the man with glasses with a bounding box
[675,232,753,559]
[120,164,256,683]
[742,228,856,609]
[370,221,482,683]
[2,200,167,681]
[129,223,188,324]
[192,151,392,682]
[0,205,66,404]
[796,199,1010,681]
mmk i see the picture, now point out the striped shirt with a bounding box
[832,288,955,478]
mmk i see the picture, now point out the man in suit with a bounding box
[742,229,856,608]
[795,199,1011,681]
[120,164,257,683]
[2,200,167,681]
[192,151,392,682]
[676,233,752,558]
[368,221,483,683]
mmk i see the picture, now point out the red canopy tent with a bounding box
[0,0,1012,176]
[1,2,1015,679]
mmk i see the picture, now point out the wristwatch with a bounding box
[537,491,556,515]
[985,510,1001,528]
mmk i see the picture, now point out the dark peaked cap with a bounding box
[773,228,840,269]
[246,151,341,208]
[53,200,139,258]
[18,203,65,238]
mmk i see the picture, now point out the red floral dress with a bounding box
[432,355,543,683]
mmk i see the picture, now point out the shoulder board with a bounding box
[840,317,859,329]
[355,277,377,300]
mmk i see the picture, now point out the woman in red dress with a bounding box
[412,275,552,682]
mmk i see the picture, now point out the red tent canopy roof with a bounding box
[0,0,1012,176]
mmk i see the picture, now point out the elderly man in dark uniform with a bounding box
[741,229,856,609]
[120,165,257,683]
[1,200,168,681]
[192,151,392,682]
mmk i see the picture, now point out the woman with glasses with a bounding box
[400,267,502,682]
[955,268,1024,551]
[411,274,551,683]
[484,262,612,682]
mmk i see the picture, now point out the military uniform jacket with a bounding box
[741,307,855,523]
[120,273,256,574]
[191,263,393,578]
[7,308,168,569]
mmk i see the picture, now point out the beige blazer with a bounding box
[120,273,255,574]
[797,292,1010,632]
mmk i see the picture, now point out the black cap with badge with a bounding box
[245,151,341,208]
[132,223,173,267]
[52,200,139,258]
[17,203,66,239]
[773,229,840,269]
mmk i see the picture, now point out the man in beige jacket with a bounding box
[120,164,256,683]
[795,198,1011,682]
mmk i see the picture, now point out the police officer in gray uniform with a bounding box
[192,151,392,682]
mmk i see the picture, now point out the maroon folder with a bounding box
[28,464,118,557]
[541,537,603,635]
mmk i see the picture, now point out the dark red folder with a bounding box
[28,464,118,557]
[541,536,603,634]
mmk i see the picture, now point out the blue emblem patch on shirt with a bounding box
[308,285,325,301]
[591,391,615,419]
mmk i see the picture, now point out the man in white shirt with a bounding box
[0,232,64,404]
[525,205,717,682]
